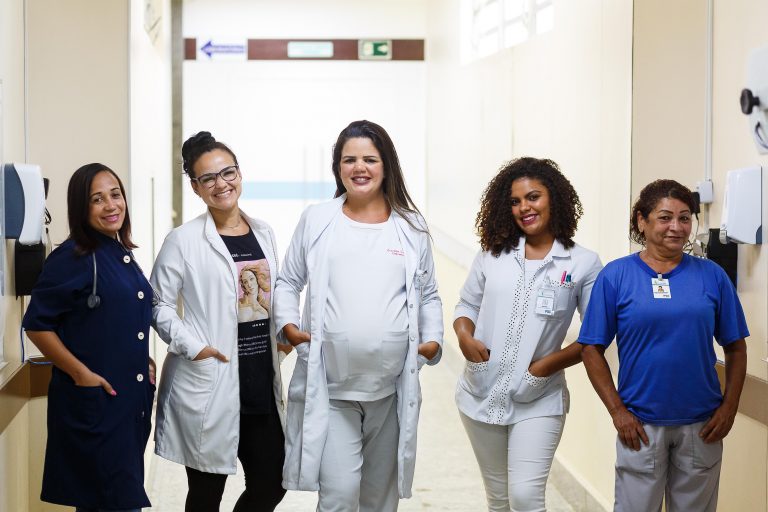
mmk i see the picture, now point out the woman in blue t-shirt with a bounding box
[579,179,748,512]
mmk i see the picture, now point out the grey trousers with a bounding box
[460,412,566,512]
[317,393,400,512]
[614,421,722,512]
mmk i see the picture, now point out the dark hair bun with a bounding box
[182,131,216,173]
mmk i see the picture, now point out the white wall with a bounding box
[183,0,426,39]
[129,0,173,284]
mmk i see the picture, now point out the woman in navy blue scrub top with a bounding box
[23,163,154,512]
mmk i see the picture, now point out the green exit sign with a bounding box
[358,40,392,60]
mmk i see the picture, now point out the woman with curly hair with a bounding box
[453,157,602,511]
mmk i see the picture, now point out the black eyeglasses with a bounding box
[190,165,240,188]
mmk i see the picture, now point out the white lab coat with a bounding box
[151,211,285,474]
[454,239,602,426]
[274,195,443,498]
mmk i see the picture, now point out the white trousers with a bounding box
[460,412,565,512]
[614,421,722,512]
[317,394,400,512]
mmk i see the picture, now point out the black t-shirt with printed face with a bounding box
[220,229,273,415]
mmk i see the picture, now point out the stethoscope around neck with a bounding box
[87,251,162,309]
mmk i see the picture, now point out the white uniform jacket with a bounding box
[150,211,285,474]
[454,239,602,426]
[274,195,443,498]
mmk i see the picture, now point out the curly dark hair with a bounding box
[630,179,695,245]
[476,157,583,257]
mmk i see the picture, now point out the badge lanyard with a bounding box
[652,273,671,299]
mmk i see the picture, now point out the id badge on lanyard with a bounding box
[652,273,671,299]
[535,284,556,316]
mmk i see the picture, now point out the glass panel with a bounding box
[535,4,554,34]
[474,0,501,36]
[504,21,528,48]
[504,0,525,20]
[477,30,500,58]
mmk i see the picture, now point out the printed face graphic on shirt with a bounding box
[237,260,270,323]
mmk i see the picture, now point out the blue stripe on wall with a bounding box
[241,181,337,200]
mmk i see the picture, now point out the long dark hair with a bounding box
[181,131,238,178]
[476,157,583,257]
[630,179,695,245]
[331,120,427,233]
[67,163,136,254]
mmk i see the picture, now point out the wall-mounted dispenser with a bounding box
[4,163,45,245]
[719,166,762,245]
[740,44,768,154]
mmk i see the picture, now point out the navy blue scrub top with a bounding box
[22,234,154,510]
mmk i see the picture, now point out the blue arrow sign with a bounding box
[200,40,246,58]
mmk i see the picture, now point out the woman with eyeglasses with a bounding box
[151,131,289,512]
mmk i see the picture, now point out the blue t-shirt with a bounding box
[578,253,749,425]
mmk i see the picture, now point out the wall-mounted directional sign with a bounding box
[358,40,392,60]
[287,41,334,59]
[197,38,247,60]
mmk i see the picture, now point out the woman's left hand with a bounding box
[527,359,550,378]
[277,342,293,355]
[418,341,439,361]
[699,401,738,443]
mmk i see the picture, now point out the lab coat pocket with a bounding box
[460,360,493,397]
[381,330,409,378]
[322,330,350,383]
[512,370,552,403]
[615,434,655,474]
[294,341,310,362]
[167,357,217,432]
[62,382,106,432]
[552,287,575,318]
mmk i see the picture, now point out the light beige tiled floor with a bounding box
[145,252,575,511]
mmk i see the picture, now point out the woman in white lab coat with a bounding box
[274,120,443,511]
[151,131,288,512]
[454,157,602,512]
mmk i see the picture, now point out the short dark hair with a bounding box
[476,157,583,256]
[630,179,695,245]
[67,163,136,254]
[331,120,427,233]
[181,131,238,178]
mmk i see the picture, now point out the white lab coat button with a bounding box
[138,291,145,299]
[137,332,145,340]
[410,369,416,374]
[123,255,131,263]
[409,401,414,407]
[409,304,413,309]
[136,374,144,382]
[409,335,415,341]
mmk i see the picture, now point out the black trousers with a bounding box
[184,403,286,512]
